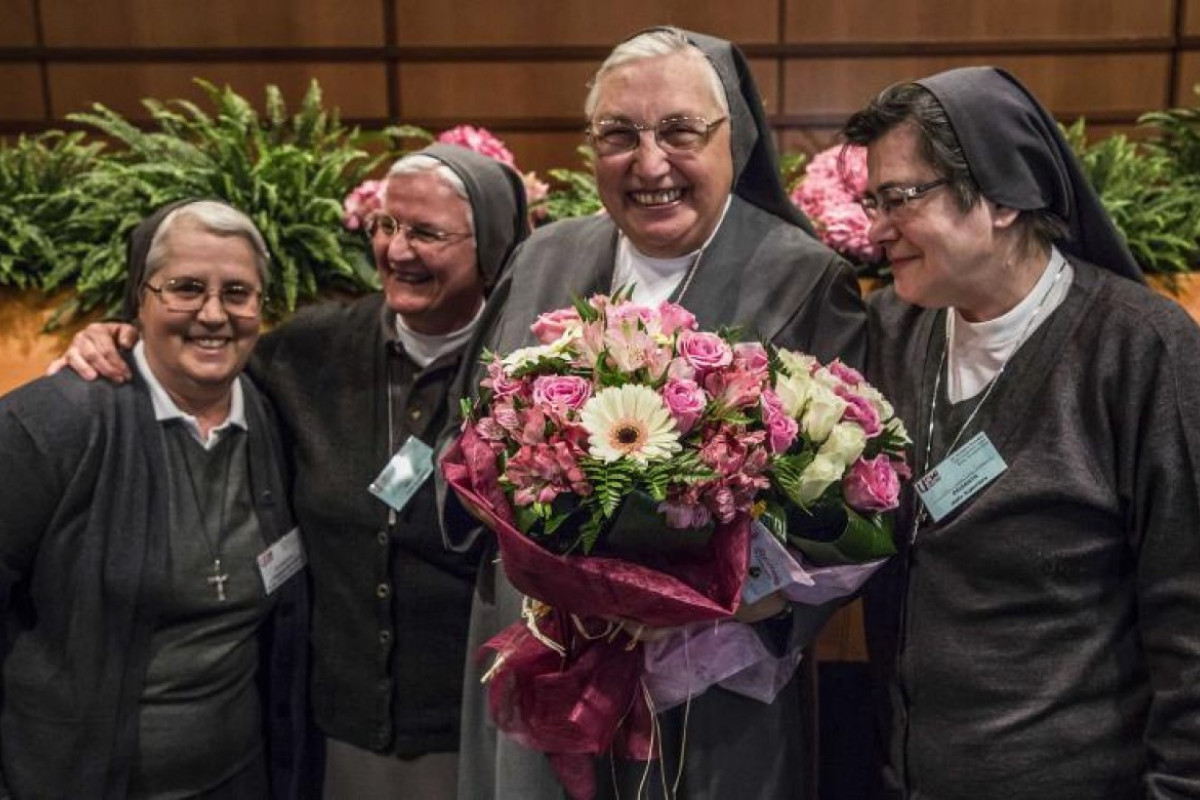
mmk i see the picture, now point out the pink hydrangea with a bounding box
[342,179,385,231]
[790,145,879,264]
[437,125,517,167]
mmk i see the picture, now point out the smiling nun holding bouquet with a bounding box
[440,290,908,798]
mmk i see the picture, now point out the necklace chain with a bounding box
[176,431,235,601]
[912,255,1068,541]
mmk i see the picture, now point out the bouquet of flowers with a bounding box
[441,291,908,799]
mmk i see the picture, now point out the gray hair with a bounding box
[584,27,729,119]
[145,201,271,285]
[386,153,475,234]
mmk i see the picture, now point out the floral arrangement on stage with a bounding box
[341,124,551,231]
[791,144,881,267]
[441,291,908,799]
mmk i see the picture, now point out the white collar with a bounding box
[393,298,486,368]
[615,195,733,305]
[133,340,247,449]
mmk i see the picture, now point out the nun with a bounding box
[445,26,867,800]
[843,66,1200,798]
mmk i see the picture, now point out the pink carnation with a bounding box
[843,454,901,512]
[437,125,517,167]
[828,359,865,386]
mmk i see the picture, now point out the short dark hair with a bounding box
[841,81,1067,254]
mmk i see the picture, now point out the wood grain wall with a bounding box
[1,0,1195,175]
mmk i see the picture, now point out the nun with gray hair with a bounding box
[0,199,309,798]
[444,26,865,800]
[51,144,532,798]
[843,66,1200,798]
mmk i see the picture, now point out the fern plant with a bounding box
[541,146,603,222]
[0,131,109,293]
[1063,118,1200,278]
[64,79,398,322]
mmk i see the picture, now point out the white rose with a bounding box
[792,453,845,505]
[802,383,848,442]
[776,349,817,376]
[819,422,868,468]
[775,369,814,419]
[858,382,895,420]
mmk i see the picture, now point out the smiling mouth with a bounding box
[629,188,684,207]
[385,266,432,284]
[188,337,231,350]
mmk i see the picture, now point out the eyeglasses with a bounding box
[586,116,727,157]
[858,178,950,220]
[143,277,263,319]
[365,213,472,248]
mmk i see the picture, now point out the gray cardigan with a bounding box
[0,362,309,799]
[864,261,1200,798]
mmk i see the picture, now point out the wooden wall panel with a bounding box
[783,54,1170,123]
[40,0,383,47]
[396,0,778,46]
[1186,0,1200,36]
[498,131,591,180]
[1178,52,1200,104]
[48,63,388,119]
[0,0,37,46]
[787,0,1173,42]
[0,64,46,120]
[398,61,595,121]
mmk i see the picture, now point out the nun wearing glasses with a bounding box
[47,144,531,798]
[443,26,865,800]
[0,200,309,798]
[843,67,1200,798]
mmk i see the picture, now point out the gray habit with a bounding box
[448,195,865,800]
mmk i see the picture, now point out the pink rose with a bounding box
[677,330,733,374]
[836,386,882,437]
[606,302,658,330]
[732,342,769,375]
[760,389,799,453]
[843,454,901,512]
[530,307,582,344]
[531,375,592,410]
[657,301,697,336]
[662,379,708,434]
[828,359,865,387]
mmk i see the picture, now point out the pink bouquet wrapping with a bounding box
[441,291,909,799]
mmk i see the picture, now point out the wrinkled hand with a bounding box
[733,590,788,624]
[46,322,140,382]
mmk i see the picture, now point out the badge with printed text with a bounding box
[257,527,306,595]
[914,431,1007,522]
[369,436,435,513]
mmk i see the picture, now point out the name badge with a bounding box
[257,527,306,595]
[914,431,1007,522]
[369,436,435,513]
